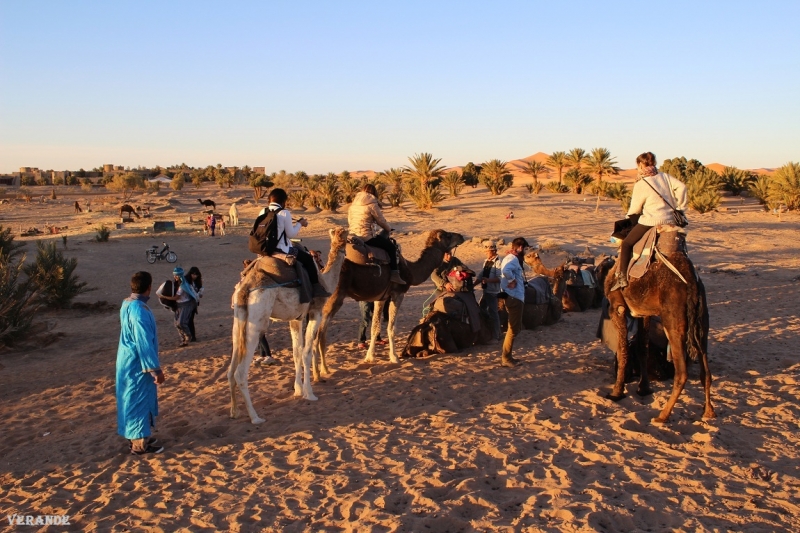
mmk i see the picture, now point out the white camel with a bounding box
[229,203,239,226]
[228,226,348,424]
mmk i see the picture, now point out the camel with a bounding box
[120,204,140,220]
[198,198,216,210]
[229,203,239,226]
[526,251,600,313]
[604,233,714,424]
[401,301,494,358]
[315,230,465,375]
[228,226,348,424]
[521,250,569,328]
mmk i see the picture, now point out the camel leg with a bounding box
[387,293,404,364]
[697,299,716,419]
[607,297,629,402]
[317,289,346,377]
[301,312,319,401]
[653,319,689,424]
[289,318,306,398]
[229,313,268,424]
[637,317,653,397]
[365,300,384,363]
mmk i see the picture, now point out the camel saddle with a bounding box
[628,226,687,280]
[525,276,551,305]
[237,254,312,306]
[346,236,390,266]
[432,292,482,333]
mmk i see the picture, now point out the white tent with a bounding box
[148,175,173,184]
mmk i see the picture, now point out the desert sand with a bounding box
[1,180,799,532]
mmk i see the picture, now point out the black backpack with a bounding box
[157,279,178,311]
[248,207,284,256]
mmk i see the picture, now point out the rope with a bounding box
[654,248,688,284]
[421,289,439,319]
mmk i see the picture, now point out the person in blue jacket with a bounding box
[116,271,166,455]
[499,237,530,368]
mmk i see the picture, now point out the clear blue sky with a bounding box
[1,1,798,174]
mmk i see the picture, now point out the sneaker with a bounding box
[129,437,159,450]
[357,342,367,349]
[179,341,189,347]
[501,356,520,368]
[259,356,278,366]
[375,339,387,346]
[131,444,164,455]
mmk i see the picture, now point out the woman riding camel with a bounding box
[610,151,688,291]
[348,184,406,285]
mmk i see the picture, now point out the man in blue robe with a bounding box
[116,271,166,455]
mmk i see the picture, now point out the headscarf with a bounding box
[173,266,199,302]
[637,166,659,180]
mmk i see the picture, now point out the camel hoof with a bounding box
[251,417,265,425]
[651,417,668,425]
[305,393,318,401]
[606,392,627,402]
[363,357,374,364]
[637,387,654,397]
[702,409,717,420]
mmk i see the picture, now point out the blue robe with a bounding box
[116,297,161,440]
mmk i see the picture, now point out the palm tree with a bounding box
[584,148,621,185]
[773,161,800,210]
[546,151,568,186]
[479,159,514,195]
[441,170,465,197]
[403,153,446,188]
[521,160,549,186]
[379,168,408,207]
[565,148,589,178]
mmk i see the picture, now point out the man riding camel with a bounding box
[347,184,406,285]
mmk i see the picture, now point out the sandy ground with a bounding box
[1,183,799,532]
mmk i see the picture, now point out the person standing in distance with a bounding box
[116,271,165,455]
[499,237,529,367]
[477,242,503,342]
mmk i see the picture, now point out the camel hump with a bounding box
[345,238,390,265]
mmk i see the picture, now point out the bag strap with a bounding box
[642,174,681,215]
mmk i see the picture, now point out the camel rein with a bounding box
[654,248,688,284]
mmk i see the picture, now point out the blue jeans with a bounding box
[479,291,501,340]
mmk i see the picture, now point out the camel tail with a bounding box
[685,270,706,363]
[231,297,250,370]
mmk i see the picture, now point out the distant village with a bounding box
[0,165,266,188]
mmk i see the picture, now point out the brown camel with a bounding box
[521,250,568,328]
[401,299,494,358]
[604,240,714,424]
[120,204,140,220]
[525,250,586,313]
[315,229,465,375]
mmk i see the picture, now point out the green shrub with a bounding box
[24,241,92,308]
[441,171,465,197]
[95,224,111,242]
[563,169,593,194]
[288,190,308,209]
[170,174,184,191]
[0,252,38,347]
[317,178,342,211]
[749,176,773,209]
[686,168,722,212]
[532,181,544,194]
[340,178,362,203]
[545,181,569,194]
[479,160,514,195]
[772,162,800,210]
[587,180,610,197]
[720,166,756,195]
[408,181,445,209]
[689,190,721,213]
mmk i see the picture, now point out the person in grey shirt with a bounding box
[476,242,503,341]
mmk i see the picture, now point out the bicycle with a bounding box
[146,242,177,264]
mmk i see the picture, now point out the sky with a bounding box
[1,1,798,174]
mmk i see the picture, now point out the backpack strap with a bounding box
[642,174,681,215]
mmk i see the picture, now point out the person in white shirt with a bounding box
[158,266,199,347]
[258,188,329,298]
[611,152,688,291]
[499,237,529,368]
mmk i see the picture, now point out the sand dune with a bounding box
[1,183,799,531]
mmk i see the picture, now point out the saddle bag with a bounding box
[345,236,390,265]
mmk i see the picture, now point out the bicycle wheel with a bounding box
[146,252,157,264]
[166,251,177,263]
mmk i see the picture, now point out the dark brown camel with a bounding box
[521,250,568,328]
[198,199,216,210]
[401,300,494,358]
[315,230,465,379]
[120,204,140,220]
[604,245,714,424]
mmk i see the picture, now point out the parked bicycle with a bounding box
[146,242,177,264]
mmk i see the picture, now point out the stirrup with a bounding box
[390,270,407,285]
[610,272,628,292]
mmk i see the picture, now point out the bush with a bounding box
[106,173,145,201]
[65,174,79,186]
[606,183,632,211]
[587,180,609,197]
[545,181,569,193]
[0,252,38,347]
[18,188,33,203]
[689,190,721,213]
[52,175,65,186]
[24,241,92,308]
[686,168,722,213]
[170,174,184,191]
[0,225,26,260]
[720,167,756,195]
[408,181,445,210]
[479,160,514,195]
[20,175,35,186]
[563,169,593,194]
[288,190,308,210]
[317,178,342,211]
[461,162,481,187]
[772,162,800,210]
[340,178,362,203]
[441,171,465,197]
[95,224,111,242]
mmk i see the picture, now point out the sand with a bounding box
[1,182,799,532]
